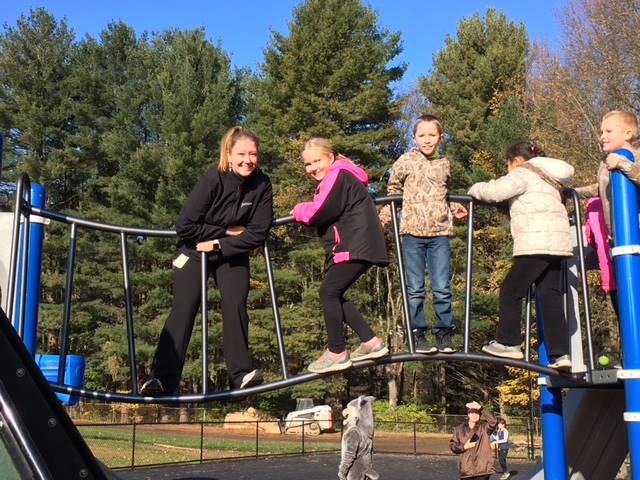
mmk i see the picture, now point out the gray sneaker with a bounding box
[351,339,389,362]
[482,340,524,360]
[548,354,572,371]
[308,350,352,373]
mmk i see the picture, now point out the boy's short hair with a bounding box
[603,110,639,139]
[497,418,507,426]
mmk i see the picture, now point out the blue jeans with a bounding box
[402,235,453,332]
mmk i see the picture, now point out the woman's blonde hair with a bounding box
[302,137,347,160]
[218,126,260,172]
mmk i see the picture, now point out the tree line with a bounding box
[0,0,630,417]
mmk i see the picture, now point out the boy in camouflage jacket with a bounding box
[380,114,467,353]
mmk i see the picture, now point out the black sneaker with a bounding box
[239,369,264,389]
[140,377,165,396]
[436,330,457,353]
[413,330,437,354]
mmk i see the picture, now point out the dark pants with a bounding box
[151,252,253,392]
[498,448,509,473]
[497,255,569,358]
[320,262,377,353]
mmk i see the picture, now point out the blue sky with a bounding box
[2,1,564,92]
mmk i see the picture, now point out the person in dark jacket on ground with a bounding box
[141,126,273,395]
[291,138,389,374]
[449,401,498,480]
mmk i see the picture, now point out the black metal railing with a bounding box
[6,173,595,404]
[75,415,541,470]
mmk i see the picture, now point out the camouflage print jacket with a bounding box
[379,148,458,237]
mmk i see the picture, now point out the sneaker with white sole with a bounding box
[436,329,457,353]
[308,350,352,373]
[413,330,437,354]
[547,354,572,371]
[350,338,389,362]
[482,340,524,360]
[239,369,264,389]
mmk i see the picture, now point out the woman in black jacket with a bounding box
[141,126,273,395]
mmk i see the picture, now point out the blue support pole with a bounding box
[537,295,568,480]
[12,184,46,355]
[610,148,640,479]
[23,184,46,355]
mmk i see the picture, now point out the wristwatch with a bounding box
[212,239,220,251]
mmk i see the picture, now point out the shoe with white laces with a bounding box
[547,354,572,371]
[308,350,352,373]
[482,340,524,360]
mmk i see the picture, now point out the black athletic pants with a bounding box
[151,252,253,392]
[321,261,377,353]
[497,255,569,358]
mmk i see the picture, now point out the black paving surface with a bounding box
[116,453,539,480]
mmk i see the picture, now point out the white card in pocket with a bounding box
[172,253,189,269]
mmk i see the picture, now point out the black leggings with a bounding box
[152,252,253,392]
[497,255,569,358]
[320,262,377,353]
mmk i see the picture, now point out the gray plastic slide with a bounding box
[527,387,628,479]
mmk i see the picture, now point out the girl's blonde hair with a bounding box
[413,114,443,136]
[218,126,260,172]
[302,137,347,160]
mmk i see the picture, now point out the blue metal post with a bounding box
[610,148,640,479]
[13,184,46,355]
[536,295,568,480]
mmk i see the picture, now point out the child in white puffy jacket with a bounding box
[467,141,574,371]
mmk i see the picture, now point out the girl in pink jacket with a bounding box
[292,138,389,374]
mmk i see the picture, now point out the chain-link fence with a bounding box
[77,414,540,470]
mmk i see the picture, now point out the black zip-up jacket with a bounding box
[291,159,388,268]
[175,166,273,259]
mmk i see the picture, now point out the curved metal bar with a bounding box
[7,173,30,326]
[17,191,31,340]
[120,233,139,395]
[566,189,595,370]
[463,199,474,353]
[201,252,209,395]
[28,205,176,237]
[263,241,289,379]
[47,352,568,405]
[57,223,77,384]
[389,199,414,352]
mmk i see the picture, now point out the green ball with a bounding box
[598,355,610,367]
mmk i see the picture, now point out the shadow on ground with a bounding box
[116,453,539,480]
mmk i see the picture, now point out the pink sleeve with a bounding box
[291,168,340,224]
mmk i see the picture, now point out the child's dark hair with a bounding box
[505,141,545,162]
[497,418,507,426]
[413,114,443,136]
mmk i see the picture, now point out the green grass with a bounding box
[78,425,338,468]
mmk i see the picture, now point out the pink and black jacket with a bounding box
[292,159,389,268]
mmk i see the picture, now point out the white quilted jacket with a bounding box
[468,157,574,257]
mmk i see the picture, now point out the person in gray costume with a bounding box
[338,395,379,480]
